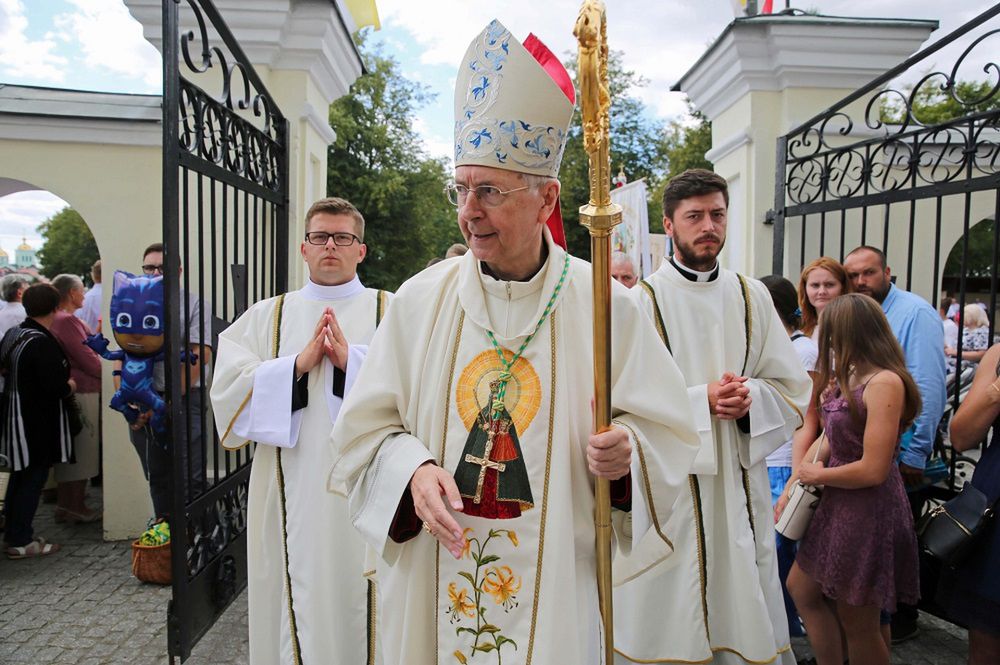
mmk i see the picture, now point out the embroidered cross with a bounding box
[465,426,507,504]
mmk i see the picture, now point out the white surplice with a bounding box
[329,232,700,665]
[210,277,388,665]
[614,261,812,665]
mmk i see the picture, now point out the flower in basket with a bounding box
[139,521,170,546]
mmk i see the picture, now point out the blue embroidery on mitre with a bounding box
[461,20,509,121]
[454,19,567,174]
[456,118,565,171]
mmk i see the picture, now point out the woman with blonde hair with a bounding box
[947,303,991,370]
[781,294,921,665]
[798,257,852,341]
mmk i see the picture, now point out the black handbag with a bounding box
[917,482,998,567]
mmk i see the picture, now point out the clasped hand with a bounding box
[294,308,350,376]
[708,371,751,420]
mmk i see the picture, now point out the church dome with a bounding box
[0,248,8,257]
[16,238,32,251]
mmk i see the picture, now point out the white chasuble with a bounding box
[330,233,700,665]
[613,262,812,665]
[211,278,389,665]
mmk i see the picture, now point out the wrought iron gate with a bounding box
[162,0,288,660]
[771,4,1000,496]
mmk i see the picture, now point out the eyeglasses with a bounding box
[444,183,530,208]
[142,264,164,275]
[304,232,362,246]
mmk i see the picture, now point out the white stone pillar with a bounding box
[673,14,937,278]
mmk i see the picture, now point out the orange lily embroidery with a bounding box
[448,582,476,622]
[482,565,521,611]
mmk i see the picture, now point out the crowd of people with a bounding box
[2,16,998,665]
[0,262,105,558]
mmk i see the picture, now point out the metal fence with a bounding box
[161,0,288,659]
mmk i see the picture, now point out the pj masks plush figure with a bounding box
[85,270,195,432]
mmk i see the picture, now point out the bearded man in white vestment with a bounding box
[613,169,813,665]
[211,197,390,665]
[328,20,700,665]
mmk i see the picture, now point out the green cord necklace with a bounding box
[485,252,570,415]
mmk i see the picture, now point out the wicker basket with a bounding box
[131,540,171,585]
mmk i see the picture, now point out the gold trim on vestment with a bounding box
[638,280,670,351]
[219,389,253,450]
[611,419,673,551]
[220,293,286,450]
[736,274,752,375]
[367,579,377,665]
[276,447,304,665]
[525,312,557,665]
[614,642,792,664]
[688,475,711,643]
[435,309,465,664]
[741,467,756,539]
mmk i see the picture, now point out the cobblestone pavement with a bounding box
[0,487,249,664]
[0,488,970,664]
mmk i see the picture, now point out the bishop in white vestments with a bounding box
[329,21,699,665]
[211,198,389,665]
[614,170,812,665]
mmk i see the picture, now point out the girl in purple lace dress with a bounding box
[783,294,921,665]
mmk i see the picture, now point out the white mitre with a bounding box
[454,19,575,178]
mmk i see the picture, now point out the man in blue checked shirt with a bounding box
[845,245,947,644]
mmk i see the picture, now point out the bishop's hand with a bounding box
[410,461,465,559]
[587,426,632,480]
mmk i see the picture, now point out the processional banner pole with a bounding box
[575,2,622,661]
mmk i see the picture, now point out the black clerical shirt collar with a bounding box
[670,255,720,283]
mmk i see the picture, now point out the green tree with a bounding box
[37,207,99,280]
[880,79,1000,126]
[327,33,462,291]
[648,104,713,226]
[944,218,996,279]
[559,51,671,258]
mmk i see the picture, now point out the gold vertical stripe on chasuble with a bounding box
[610,419,673,551]
[219,293,286,450]
[524,312,557,665]
[741,467,756,539]
[688,475,711,644]
[435,309,464,662]
[276,447,304,665]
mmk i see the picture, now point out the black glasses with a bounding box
[304,231,361,246]
[142,264,164,275]
[444,183,530,208]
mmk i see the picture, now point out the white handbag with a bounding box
[775,435,826,541]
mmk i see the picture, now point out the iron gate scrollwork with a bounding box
[772,4,1000,525]
[162,0,288,660]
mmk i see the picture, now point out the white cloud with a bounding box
[54,0,161,90]
[383,0,993,163]
[0,190,67,255]
[412,116,454,163]
[0,0,70,83]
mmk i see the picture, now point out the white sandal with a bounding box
[5,537,61,559]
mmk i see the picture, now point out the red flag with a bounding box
[761,0,774,13]
[523,34,574,249]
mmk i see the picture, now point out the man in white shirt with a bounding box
[76,259,102,333]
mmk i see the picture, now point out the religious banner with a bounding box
[610,179,653,278]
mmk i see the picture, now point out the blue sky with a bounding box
[0,0,993,253]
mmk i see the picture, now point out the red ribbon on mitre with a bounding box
[523,33,575,250]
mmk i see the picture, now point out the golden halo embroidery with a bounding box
[453,350,541,518]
